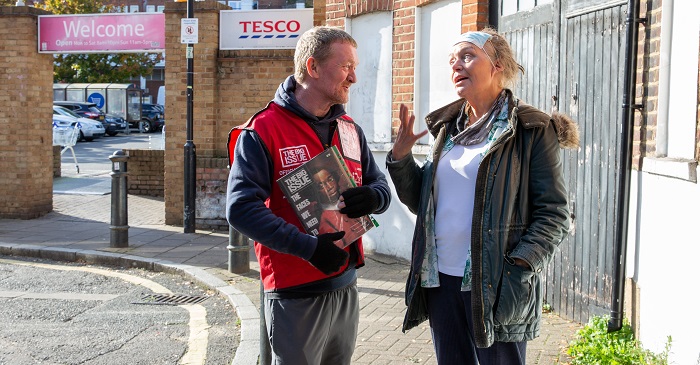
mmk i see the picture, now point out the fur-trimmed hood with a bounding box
[426,92,580,150]
[551,112,580,149]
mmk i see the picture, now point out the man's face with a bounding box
[313,169,339,202]
[315,41,359,105]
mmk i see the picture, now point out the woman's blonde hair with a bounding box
[480,27,524,89]
[294,26,357,84]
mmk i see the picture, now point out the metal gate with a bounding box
[498,0,628,324]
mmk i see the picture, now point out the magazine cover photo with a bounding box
[277,147,376,248]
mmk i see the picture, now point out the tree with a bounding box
[36,0,163,83]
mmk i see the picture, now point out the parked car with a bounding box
[138,103,165,133]
[104,113,129,136]
[52,111,105,142]
[53,101,126,136]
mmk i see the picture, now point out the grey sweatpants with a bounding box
[264,282,359,365]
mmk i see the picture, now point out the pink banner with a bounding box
[39,13,165,53]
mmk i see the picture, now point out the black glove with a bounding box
[339,186,379,218]
[308,231,349,275]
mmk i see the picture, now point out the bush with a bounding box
[567,315,671,365]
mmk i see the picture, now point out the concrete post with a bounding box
[109,151,129,248]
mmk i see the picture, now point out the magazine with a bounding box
[276,146,378,248]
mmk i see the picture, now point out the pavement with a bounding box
[0,178,582,365]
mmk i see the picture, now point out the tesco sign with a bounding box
[220,9,313,50]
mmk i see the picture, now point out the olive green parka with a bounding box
[387,92,579,348]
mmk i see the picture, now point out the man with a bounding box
[226,26,391,365]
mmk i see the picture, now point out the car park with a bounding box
[53,101,127,136]
[52,107,105,142]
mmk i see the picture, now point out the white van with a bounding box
[157,86,165,107]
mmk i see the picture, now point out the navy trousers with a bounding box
[426,272,527,365]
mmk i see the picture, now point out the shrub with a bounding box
[567,315,671,365]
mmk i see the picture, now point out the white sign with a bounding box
[219,9,313,50]
[181,18,199,44]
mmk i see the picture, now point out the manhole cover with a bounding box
[133,293,209,305]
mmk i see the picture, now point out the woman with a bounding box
[387,28,578,365]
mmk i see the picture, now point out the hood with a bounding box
[425,91,580,149]
[273,75,347,123]
[551,112,579,149]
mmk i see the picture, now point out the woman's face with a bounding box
[448,42,500,101]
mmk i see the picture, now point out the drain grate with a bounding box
[133,293,209,306]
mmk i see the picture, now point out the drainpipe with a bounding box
[608,0,645,333]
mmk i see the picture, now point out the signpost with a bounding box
[183,0,197,233]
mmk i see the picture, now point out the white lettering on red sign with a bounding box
[279,145,310,168]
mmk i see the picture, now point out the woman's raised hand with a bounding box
[391,103,429,160]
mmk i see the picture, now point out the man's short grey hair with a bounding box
[294,26,357,84]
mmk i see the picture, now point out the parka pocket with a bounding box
[494,261,537,325]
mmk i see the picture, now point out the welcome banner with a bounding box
[38,13,165,54]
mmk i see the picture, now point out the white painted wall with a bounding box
[346,12,393,144]
[628,167,700,364]
[362,150,429,260]
[415,0,462,146]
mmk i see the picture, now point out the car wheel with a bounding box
[84,136,94,142]
[79,131,85,142]
[108,131,118,137]
[141,120,153,133]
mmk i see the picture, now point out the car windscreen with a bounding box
[88,106,103,114]
[54,106,80,118]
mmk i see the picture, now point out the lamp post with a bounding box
[183,0,197,233]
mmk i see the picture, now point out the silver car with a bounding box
[52,106,105,142]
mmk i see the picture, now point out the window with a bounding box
[645,0,699,181]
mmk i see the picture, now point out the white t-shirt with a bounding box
[434,139,489,277]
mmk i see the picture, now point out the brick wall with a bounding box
[164,0,293,230]
[634,0,662,170]
[0,6,54,219]
[53,146,62,178]
[164,0,228,227]
[125,149,165,197]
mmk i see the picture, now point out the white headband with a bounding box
[452,31,495,67]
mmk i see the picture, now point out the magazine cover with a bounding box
[276,146,377,248]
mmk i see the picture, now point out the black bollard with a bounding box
[109,151,129,248]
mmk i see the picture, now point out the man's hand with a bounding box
[308,231,349,275]
[339,186,379,218]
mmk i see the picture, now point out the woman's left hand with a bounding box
[391,103,428,160]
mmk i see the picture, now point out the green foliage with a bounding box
[35,0,162,83]
[567,315,671,365]
[37,0,111,14]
